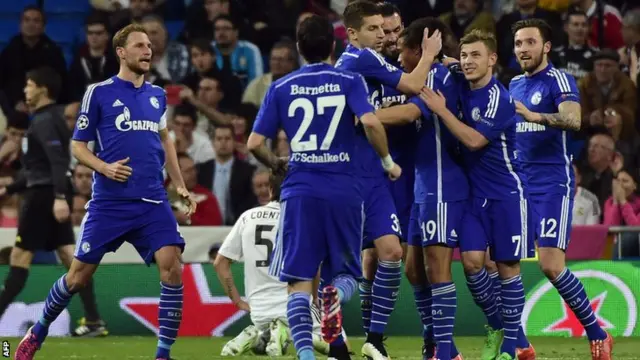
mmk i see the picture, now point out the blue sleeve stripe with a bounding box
[357,74,370,97]
[485,85,500,119]
[549,69,571,93]
[365,48,386,66]
[81,79,113,113]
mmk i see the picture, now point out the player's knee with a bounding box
[65,272,90,292]
[159,262,182,285]
[539,260,564,280]
[376,237,403,262]
[461,257,484,275]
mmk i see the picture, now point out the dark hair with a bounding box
[22,5,45,24]
[511,18,553,44]
[343,1,381,30]
[173,104,197,124]
[270,172,283,201]
[213,14,236,29]
[564,8,588,23]
[379,2,401,17]
[85,12,109,31]
[233,103,258,121]
[26,67,62,101]
[272,40,298,63]
[112,23,148,52]
[460,29,498,53]
[401,17,448,59]
[213,123,234,136]
[297,15,335,63]
[189,38,214,54]
[7,111,29,130]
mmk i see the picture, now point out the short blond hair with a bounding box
[459,29,497,54]
[112,24,148,52]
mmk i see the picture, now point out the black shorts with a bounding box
[16,186,75,252]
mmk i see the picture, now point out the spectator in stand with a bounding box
[603,168,640,257]
[172,153,222,226]
[141,15,191,83]
[620,9,640,85]
[63,102,80,131]
[242,40,298,108]
[572,163,601,225]
[181,0,231,44]
[439,0,495,42]
[497,0,562,73]
[229,103,259,165]
[69,14,119,102]
[169,104,216,164]
[71,195,89,226]
[197,125,256,225]
[72,164,93,199]
[580,49,637,134]
[0,113,28,179]
[181,39,243,110]
[179,75,232,134]
[571,0,624,49]
[579,131,622,209]
[273,129,289,158]
[105,0,157,32]
[0,6,68,112]
[550,9,599,81]
[601,106,640,173]
[212,15,263,88]
[251,168,271,206]
[394,0,453,26]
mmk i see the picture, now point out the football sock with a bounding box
[500,275,525,358]
[155,282,183,359]
[288,292,314,359]
[369,260,401,334]
[359,279,373,334]
[432,282,457,360]
[466,268,502,330]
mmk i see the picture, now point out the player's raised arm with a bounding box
[214,215,250,312]
[395,28,442,94]
[247,85,286,173]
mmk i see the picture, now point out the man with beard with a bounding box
[335,2,441,357]
[510,18,613,360]
[15,24,196,360]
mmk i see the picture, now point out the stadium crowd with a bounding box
[0,0,639,258]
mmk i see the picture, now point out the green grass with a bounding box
[3,336,640,359]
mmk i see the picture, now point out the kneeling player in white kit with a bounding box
[214,173,339,356]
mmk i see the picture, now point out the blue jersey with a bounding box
[252,63,374,205]
[335,44,404,178]
[73,76,168,202]
[509,64,578,197]
[409,63,468,203]
[458,76,526,200]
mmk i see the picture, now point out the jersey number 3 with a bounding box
[255,225,274,267]
[288,95,346,152]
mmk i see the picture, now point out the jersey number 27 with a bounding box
[288,95,346,152]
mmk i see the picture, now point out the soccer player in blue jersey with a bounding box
[336,3,441,358]
[420,29,534,360]
[15,24,195,360]
[246,15,400,360]
[376,17,467,360]
[509,19,613,360]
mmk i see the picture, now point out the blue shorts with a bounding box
[388,173,414,242]
[362,177,402,249]
[530,195,573,250]
[407,203,421,247]
[269,196,363,283]
[459,198,535,262]
[418,201,465,248]
[74,200,185,265]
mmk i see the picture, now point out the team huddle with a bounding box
[244,1,615,360]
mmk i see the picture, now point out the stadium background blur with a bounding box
[1,0,640,357]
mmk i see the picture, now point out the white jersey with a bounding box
[572,186,601,225]
[218,201,287,327]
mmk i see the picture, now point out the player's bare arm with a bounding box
[160,128,197,216]
[247,132,287,175]
[71,140,133,182]
[213,254,250,312]
[420,87,488,151]
[397,29,442,94]
[514,100,581,131]
[375,103,421,125]
[359,112,402,180]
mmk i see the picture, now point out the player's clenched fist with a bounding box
[102,157,133,182]
[176,186,197,216]
[387,164,402,181]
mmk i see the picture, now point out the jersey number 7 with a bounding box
[288,95,346,152]
[255,225,274,267]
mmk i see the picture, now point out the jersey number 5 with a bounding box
[255,225,274,267]
[288,95,346,152]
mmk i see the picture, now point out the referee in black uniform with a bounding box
[0,67,108,337]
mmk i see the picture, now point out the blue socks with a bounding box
[491,271,530,349]
[466,268,502,330]
[156,282,183,359]
[33,275,75,343]
[359,279,373,334]
[412,284,433,343]
[432,282,457,360]
[333,275,357,304]
[500,275,525,357]
[288,292,314,360]
[369,260,401,334]
[552,268,607,341]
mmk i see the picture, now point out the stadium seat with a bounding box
[46,19,83,46]
[0,19,19,44]
[0,0,37,16]
[165,21,184,41]
[43,0,91,15]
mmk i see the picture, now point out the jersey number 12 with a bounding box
[288,95,346,152]
[255,225,274,267]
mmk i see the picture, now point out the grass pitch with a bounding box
[3,336,639,359]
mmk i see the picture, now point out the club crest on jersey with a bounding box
[115,106,159,133]
[77,115,89,130]
[531,91,542,105]
[471,107,481,122]
[149,96,160,109]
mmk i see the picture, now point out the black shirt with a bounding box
[7,103,71,197]
[550,44,599,81]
